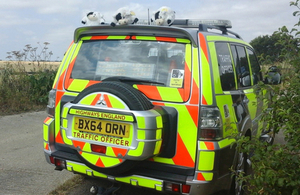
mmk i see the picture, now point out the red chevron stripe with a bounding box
[172,134,194,167]
[96,157,105,167]
[91,94,101,106]
[185,105,199,127]
[91,35,109,40]
[199,33,209,63]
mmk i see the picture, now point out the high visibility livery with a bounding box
[43,19,280,194]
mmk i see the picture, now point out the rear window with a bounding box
[71,39,186,88]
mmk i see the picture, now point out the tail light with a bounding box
[49,156,66,171]
[165,182,191,193]
[199,107,223,140]
[91,144,107,154]
[47,89,56,117]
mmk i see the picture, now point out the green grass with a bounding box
[48,175,85,195]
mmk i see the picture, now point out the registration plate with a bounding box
[74,117,130,138]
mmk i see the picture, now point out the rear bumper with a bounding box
[43,116,233,194]
[44,148,231,195]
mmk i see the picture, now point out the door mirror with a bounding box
[264,66,281,85]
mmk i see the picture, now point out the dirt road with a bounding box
[0,111,74,195]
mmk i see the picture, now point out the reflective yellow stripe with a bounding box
[115,176,163,191]
[156,129,162,139]
[107,36,128,39]
[156,116,163,128]
[62,107,69,118]
[202,172,213,181]
[201,48,213,105]
[154,129,162,155]
[43,124,49,142]
[81,152,121,167]
[199,142,208,150]
[69,108,134,122]
[127,142,145,157]
[157,87,183,102]
[192,47,200,89]
[167,103,197,162]
[105,147,117,157]
[44,142,48,150]
[81,36,128,40]
[198,151,215,171]
[206,35,251,46]
[55,101,62,134]
[53,44,76,88]
[107,95,127,109]
[134,36,190,44]
[135,36,156,41]
[185,44,192,71]
[176,38,191,43]
[137,130,146,140]
[208,42,223,94]
[153,155,175,164]
[66,161,107,178]
[79,93,97,105]
[67,79,89,92]
[101,156,123,167]
[62,129,73,145]
[43,118,53,142]
[215,95,238,137]
[82,142,91,152]
[244,88,257,120]
[81,152,98,164]
[218,138,235,149]
[154,140,162,155]
[62,119,68,128]
[136,116,146,129]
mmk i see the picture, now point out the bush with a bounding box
[235,1,300,194]
[0,43,58,115]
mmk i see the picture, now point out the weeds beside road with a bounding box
[0,61,58,115]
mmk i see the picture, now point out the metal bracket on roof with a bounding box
[199,24,242,39]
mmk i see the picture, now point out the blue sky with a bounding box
[0,0,298,61]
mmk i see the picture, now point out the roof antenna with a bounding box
[148,8,150,25]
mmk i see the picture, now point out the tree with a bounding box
[250,29,299,65]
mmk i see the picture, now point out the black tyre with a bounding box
[73,81,153,110]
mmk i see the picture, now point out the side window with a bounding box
[215,42,236,91]
[247,48,262,84]
[231,45,251,88]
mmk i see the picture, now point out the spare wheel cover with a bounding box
[71,81,154,175]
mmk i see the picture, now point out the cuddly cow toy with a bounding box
[111,7,139,27]
[151,6,175,26]
[82,11,105,26]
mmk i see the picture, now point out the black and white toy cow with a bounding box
[151,6,175,26]
[111,7,139,27]
[82,11,105,26]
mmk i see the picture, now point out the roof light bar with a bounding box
[172,19,232,28]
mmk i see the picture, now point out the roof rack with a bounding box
[172,19,232,28]
[136,19,241,39]
[172,19,242,39]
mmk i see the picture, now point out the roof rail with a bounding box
[198,24,242,39]
[172,19,232,28]
[172,19,242,39]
